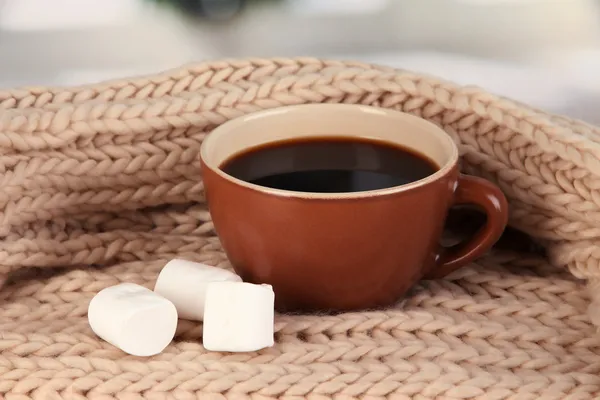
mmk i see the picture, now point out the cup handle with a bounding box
[424,174,509,279]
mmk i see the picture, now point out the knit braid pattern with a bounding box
[0,57,600,399]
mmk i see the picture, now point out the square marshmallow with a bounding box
[203,281,275,352]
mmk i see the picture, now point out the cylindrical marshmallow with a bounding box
[88,283,178,357]
[153,259,242,321]
[202,281,275,352]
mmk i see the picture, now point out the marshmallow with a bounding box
[203,281,275,352]
[88,283,178,357]
[153,259,242,321]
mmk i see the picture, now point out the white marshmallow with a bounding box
[153,259,242,321]
[88,283,178,357]
[203,281,275,352]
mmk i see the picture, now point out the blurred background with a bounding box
[0,0,599,124]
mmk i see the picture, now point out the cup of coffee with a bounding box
[200,104,508,312]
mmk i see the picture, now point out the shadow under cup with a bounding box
[200,104,508,313]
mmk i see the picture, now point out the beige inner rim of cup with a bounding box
[200,104,459,199]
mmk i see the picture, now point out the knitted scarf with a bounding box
[0,58,598,399]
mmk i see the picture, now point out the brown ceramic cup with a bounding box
[200,104,508,312]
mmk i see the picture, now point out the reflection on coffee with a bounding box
[220,137,439,193]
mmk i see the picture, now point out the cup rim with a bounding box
[200,104,459,199]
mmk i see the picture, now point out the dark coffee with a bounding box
[220,137,439,193]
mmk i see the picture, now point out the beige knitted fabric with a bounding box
[0,57,600,399]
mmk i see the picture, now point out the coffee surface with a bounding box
[220,137,439,193]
